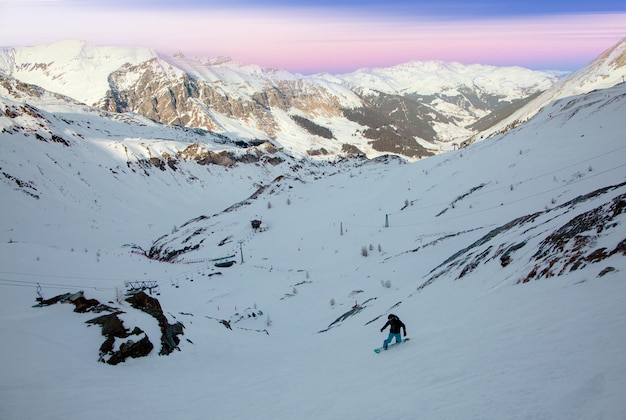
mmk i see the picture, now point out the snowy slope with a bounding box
[1,61,625,420]
[476,37,626,141]
[0,40,156,106]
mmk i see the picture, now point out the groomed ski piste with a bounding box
[1,77,626,418]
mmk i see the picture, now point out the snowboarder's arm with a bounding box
[380,321,390,332]
[401,322,406,336]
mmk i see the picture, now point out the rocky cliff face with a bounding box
[98,57,550,159]
[0,40,567,160]
[100,58,353,142]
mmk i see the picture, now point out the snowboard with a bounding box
[374,337,409,353]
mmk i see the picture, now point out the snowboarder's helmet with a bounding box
[388,314,397,320]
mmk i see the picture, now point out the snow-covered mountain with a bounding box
[0,40,155,106]
[1,36,625,419]
[0,39,562,160]
[474,37,626,142]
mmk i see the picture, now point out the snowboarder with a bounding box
[380,314,406,350]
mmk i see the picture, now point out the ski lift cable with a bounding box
[344,163,626,230]
[0,245,230,286]
[388,145,626,216]
[0,270,136,282]
[389,164,626,228]
[0,258,218,288]
[390,161,626,218]
[0,265,193,284]
[0,277,84,288]
[0,277,116,290]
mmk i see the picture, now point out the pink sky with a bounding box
[0,2,624,73]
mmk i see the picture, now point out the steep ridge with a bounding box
[474,37,626,142]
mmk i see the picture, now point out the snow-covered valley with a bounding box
[1,42,626,419]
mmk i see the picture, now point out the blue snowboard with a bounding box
[374,337,409,353]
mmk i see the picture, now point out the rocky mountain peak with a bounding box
[4,39,624,161]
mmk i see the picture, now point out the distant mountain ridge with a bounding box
[0,39,563,160]
[472,37,626,143]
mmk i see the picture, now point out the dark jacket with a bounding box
[381,317,406,335]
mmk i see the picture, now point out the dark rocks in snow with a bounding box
[35,290,115,313]
[319,297,377,333]
[1,171,39,199]
[126,291,185,356]
[33,290,192,364]
[87,313,128,339]
[521,191,626,283]
[72,295,102,313]
[122,141,285,178]
[499,242,527,267]
[421,182,626,289]
[86,313,154,365]
[34,291,156,365]
[458,246,492,279]
[598,266,617,277]
[106,335,153,366]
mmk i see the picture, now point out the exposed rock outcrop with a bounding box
[126,291,185,355]
[419,182,626,290]
[86,313,154,365]
[33,290,185,364]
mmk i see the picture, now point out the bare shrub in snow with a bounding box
[115,287,124,305]
[361,246,369,257]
